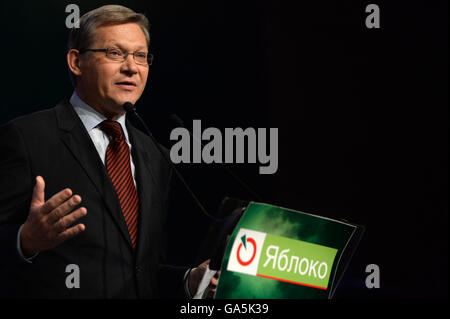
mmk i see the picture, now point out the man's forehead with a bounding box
[91,23,148,48]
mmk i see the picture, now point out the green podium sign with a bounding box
[214,202,361,299]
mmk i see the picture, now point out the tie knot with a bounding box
[100,120,124,141]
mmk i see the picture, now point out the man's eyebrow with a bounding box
[106,43,147,51]
[134,45,147,51]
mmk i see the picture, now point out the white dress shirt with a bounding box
[70,91,136,186]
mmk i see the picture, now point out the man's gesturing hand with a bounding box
[20,176,87,258]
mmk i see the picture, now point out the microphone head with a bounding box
[123,102,135,112]
[169,114,185,127]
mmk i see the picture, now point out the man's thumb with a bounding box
[31,176,45,205]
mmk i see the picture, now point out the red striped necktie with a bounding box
[100,120,139,248]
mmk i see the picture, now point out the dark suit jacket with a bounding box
[0,99,187,298]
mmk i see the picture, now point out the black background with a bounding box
[0,0,447,298]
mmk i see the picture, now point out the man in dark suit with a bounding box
[0,5,215,298]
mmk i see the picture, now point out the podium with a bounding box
[196,197,364,299]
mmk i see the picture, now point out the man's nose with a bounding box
[121,54,139,74]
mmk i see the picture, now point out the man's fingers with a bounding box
[41,188,73,215]
[208,285,217,298]
[46,194,82,224]
[207,270,220,297]
[53,207,87,233]
[30,176,45,208]
[56,223,85,243]
[210,276,218,286]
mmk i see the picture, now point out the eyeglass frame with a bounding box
[78,47,154,66]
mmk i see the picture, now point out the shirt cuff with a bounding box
[183,268,194,298]
[17,224,38,263]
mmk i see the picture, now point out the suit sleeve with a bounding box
[157,151,190,298]
[0,122,33,272]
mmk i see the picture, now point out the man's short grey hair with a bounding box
[67,5,150,87]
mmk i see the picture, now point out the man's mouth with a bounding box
[115,81,137,90]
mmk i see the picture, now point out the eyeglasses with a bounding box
[80,47,153,66]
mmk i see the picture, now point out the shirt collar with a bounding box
[70,91,130,143]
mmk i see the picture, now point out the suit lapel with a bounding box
[55,100,133,250]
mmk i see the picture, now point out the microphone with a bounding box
[169,114,185,127]
[123,102,220,222]
[123,102,136,112]
[169,114,262,202]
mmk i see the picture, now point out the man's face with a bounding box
[76,23,149,118]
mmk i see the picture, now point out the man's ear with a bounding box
[67,49,82,77]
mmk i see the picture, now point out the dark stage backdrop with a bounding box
[0,0,447,298]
